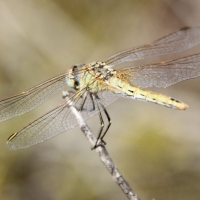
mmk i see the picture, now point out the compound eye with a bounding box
[67,65,77,74]
[72,65,78,72]
[66,65,80,90]
[66,66,76,89]
[73,66,80,89]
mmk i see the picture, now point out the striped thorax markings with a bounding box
[79,62,112,93]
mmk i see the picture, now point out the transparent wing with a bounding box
[105,27,200,66]
[120,53,200,88]
[0,73,69,122]
[7,89,121,150]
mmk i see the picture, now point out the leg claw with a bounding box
[91,139,106,150]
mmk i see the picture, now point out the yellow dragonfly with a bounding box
[1,26,200,150]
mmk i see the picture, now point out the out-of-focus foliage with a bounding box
[0,0,200,200]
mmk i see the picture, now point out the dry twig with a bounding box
[64,92,140,200]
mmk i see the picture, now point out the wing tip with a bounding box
[6,141,16,150]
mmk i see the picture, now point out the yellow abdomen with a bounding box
[108,77,188,110]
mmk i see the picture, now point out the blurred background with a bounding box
[0,0,200,200]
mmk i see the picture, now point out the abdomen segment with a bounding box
[108,77,188,110]
[125,86,188,110]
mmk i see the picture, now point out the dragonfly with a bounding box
[1,26,200,150]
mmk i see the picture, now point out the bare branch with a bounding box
[64,91,140,200]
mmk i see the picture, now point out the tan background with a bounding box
[0,0,200,200]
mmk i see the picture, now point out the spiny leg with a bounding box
[91,99,105,149]
[79,93,88,111]
[89,93,95,112]
[92,94,111,149]
[77,92,104,149]
[79,92,106,149]
[62,89,88,111]
[96,96,111,142]
[98,101,111,142]
[79,84,96,112]
[79,92,96,112]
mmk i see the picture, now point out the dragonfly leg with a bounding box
[91,94,111,149]
[79,84,90,111]
[63,90,89,111]
[91,100,105,149]
[89,93,95,111]
[78,82,96,112]
[79,94,87,111]
[79,92,95,112]
[99,103,111,142]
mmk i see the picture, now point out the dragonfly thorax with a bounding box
[66,61,116,93]
[87,61,115,78]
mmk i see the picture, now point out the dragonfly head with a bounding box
[66,65,81,90]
